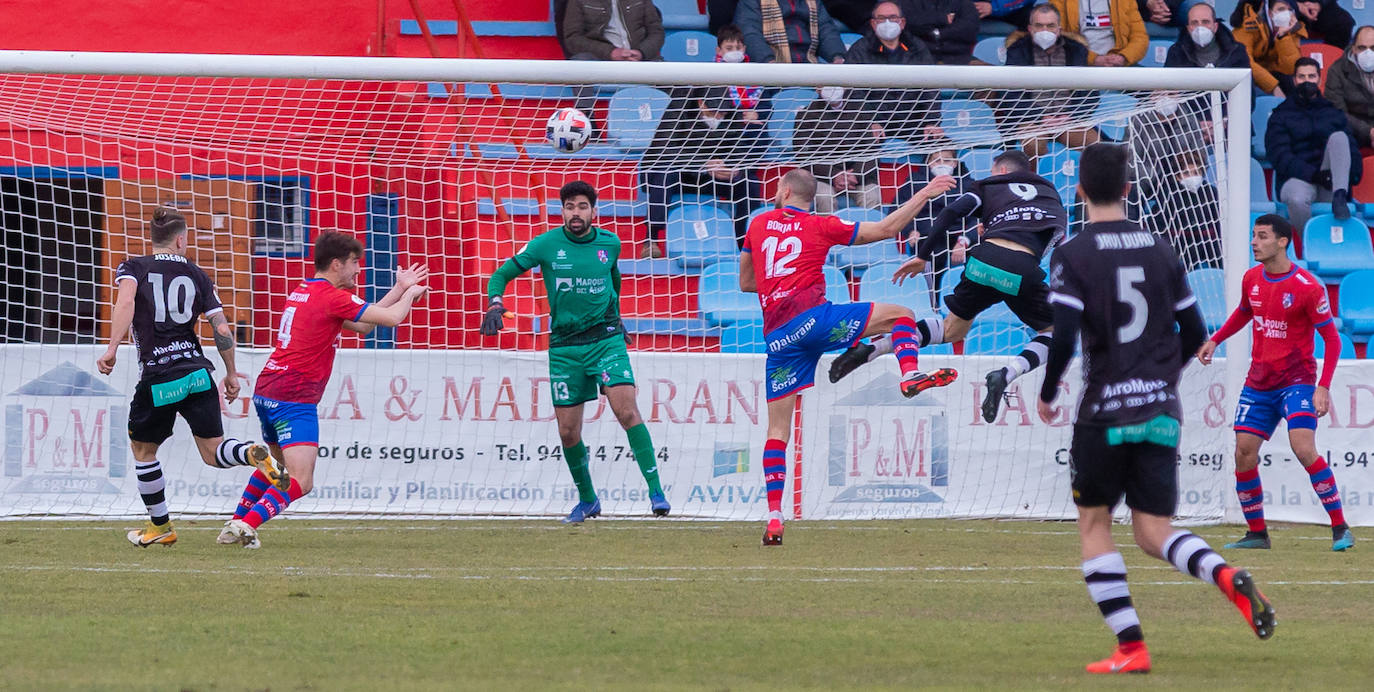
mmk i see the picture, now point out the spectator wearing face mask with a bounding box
[714,24,771,126]
[844,2,940,142]
[1129,91,1209,199]
[1232,0,1305,98]
[1001,5,1100,160]
[1165,3,1251,71]
[1047,0,1148,66]
[792,85,886,213]
[894,150,975,300]
[1146,152,1222,270]
[1239,0,1354,49]
[1267,57,1362,227]
[1321,25,1374,149]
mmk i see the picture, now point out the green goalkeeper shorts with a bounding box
[548,336,636,407]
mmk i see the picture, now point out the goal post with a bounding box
[0,50,1275,522]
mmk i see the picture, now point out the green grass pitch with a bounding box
[1,519,1371,690]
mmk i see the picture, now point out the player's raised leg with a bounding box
[604,383,669,516]
[856,302,958,397]
[554,399,601,524]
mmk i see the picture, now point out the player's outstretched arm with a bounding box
[738,251,757,293]
[207,311,241,402]
[374,262,430,309]
[851,175,957,245]
[479,256,529,335]
[96,278,136,375]
[1037,299,1082,423]
[357,284,427,328]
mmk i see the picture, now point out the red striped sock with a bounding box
[1235,467,1266,533]
[891,316,920,377]
[232,469,273,521]
[763,439,787,514]
[244,478,304,529]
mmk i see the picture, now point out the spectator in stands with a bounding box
[735,0,848,63]
[1165,3,1251,70]
[709,0,741,35]
[1129,91,1209,196]
[1267,57,1362,227]
[825,0,883,33]
[896,149,973,300]
[1322,25,1374,149]
[975,0,1039,31]
[715,24,772,125]
[1234,0,1353,49]
[843,2,941,141]
[1232,0,1304,98]
[1147,151,1222,270]
[792,85,885,213]
[564,0,665,127]
[640,88,766,257]
[899,0,980,64]
[1136,0,1184,30]
[1001,5,1101,159]
[1048,0,1148,66]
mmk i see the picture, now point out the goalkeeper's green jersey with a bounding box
[486,225,624,347]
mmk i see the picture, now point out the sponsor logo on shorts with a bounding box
[767,317,816,352]
[769,366,798,392]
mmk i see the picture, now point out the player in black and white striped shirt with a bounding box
[97,207,286,547]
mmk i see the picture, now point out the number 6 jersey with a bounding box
[254,278,369,405]
[1047,220,1196,425]
[114,253,222,384]
[742,205,860,332]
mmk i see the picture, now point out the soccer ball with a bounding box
[545,107,592,153]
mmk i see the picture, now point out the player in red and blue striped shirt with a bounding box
[219,232,428,549]
[1197,214,1353,552]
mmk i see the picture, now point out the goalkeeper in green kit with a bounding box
[481,180,669,523]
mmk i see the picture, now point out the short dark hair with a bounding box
[149,207,187,246]
[314,231,364,271]
[559,180,598,206]
[1030,3,1060,21]
[1254,213,1293,246]
[1078,143,1131,206]
[992,150,1032,173]
[716,24,743,44]
[1295,56,1321,76]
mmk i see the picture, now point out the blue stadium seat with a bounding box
[841,32,863,50]
[1096,93,1138,141]
[607,86,671,153]
[1314,329,1358,359]
[657,0,709,30]
[766,87,818,152]
[858,260,932,314]
[665,203,737,269]
[1339,269,1374,340]
[1036,143,1080,207]
[879,138,921,165]
[720,319,766,353]
[1302,215,1374,279]
[1251,158,1269,202]
[973,36,1007,66]
[828,207,898,274]
[958,148,1002,179]
[1138,39,1173,67]
[698,261,758,324]
[963,319,1034,355]
[939,265,964,303]
[1252,96,1282,160]
[940,99,1000,148]
[1187,267,1228,331]
[824,265,851,303]
[662,30,716,62]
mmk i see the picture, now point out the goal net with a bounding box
[0,52,1263,522]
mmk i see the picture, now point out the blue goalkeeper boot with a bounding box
[562,499,601,524]
[650,492,671,517]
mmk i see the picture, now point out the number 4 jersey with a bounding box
[743,205,860,332]
[1048,220,1196,425]
[114,253,222,385]
[254,278,369,405]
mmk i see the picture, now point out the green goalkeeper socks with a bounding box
[564,441,598,504]
[626,423,663,496]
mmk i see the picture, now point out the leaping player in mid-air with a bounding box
[830,150,1064,424]
[220,231,429,549]
[1196,214,1354,552]
[742,168,957,546]
[99,207,286,547]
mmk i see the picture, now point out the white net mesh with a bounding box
[0,59,1241,520]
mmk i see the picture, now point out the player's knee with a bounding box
[557,426,581,447]
[296,477,314,495]
[614,407,642,429]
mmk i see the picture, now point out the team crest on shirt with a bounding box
[1282,293,1293,309]
[598,250,608,264]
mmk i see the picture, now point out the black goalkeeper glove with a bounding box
[479,297,509,335]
